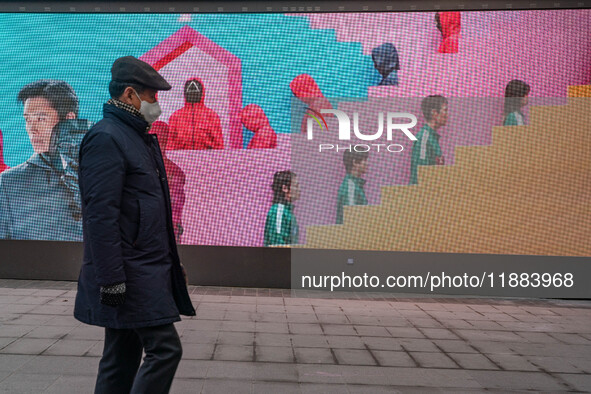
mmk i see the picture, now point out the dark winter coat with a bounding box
[74,104,195,329]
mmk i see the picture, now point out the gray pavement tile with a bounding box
[224,311,254,321]
[27,305,71,315]
[253,381,301,394]
[255,333,292,347]
[16,355,99,375]
[213,345,254,362]
[353,325,390,337]
[170,378,205,394]
[254,362,299,382]
[372,350,415,367]
[377,316,411,327]
[180,329,219,344]
[217,331,254,346]
[42,339,97,356]
[466,370,567,391]
[174,359,210,379]
[12,296,53,306]
[257,313,288,323]
[486,354,540,372]
[201,378,252,394]
[0,296,26,305]
[0,338,57,355]
[0,355,35,372]
[0,305,37,314]
[297,365,346,384]
[448,353,500,370]
[3,315,54,327]
[301,383,350,394]
[321,324,357,336]
[84,341,104,357]
[407,318,444,329]
[514,331,559,343]
[206,360,255,380]
[411,351,459,369]
[325,336,365,350]
[469,341,514,355]
[556,373,591,392]
[310,307,342,315]
[0,373,60,393]
[63,326,104,341]
[256,305,286,313]
[361,337,403,351]
[255,346,294,363]
[24,326,72,339]
[294,348,335,364]
[0,324,35,338]
[382,367,482,389]
[254,322,289,334]
[550,333,591,345]
[182,319,223,331]
[568,357,591,374]
[333,349,377,366]
[43,375,95,394]
[182,343,215,360]
[316,315,349,325]
[511,343,590,358]
[286,306,315,314]
[526,356,583,373]
[346,316,380,325]
[291,335,329,348]
[386,327,425,339]
[43,316,81,327]
[31,290,68,297]
[221,321,256,332]
[287,314,320,324]
[0,338,17,351]
[289,323,323,335]
[398,339,438,352]
[419,328,460,340]
[432,340,477,354]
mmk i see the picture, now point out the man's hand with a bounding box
[100,282,126,307]
[435,156,445,165]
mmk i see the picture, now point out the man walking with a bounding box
[74,56,195,394]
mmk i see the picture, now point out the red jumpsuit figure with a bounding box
[150,121,186,241]
[289,74,333,134]
[0,128,8,173]
[168,78,224,150]
[241,104,277,149]
[436,12,461,54]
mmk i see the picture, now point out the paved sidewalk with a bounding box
[0,280,590,393]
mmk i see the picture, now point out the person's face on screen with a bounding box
[282,177,301,204]
[23,97,60,153]
[432,103,449,129]
[354,158,368,177]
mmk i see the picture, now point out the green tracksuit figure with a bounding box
[264,171,300,246]
[409,95,449,185]
[336,151,369,224]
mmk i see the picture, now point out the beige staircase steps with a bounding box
[304,87,591,256]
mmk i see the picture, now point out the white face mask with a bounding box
[134,90,162,124]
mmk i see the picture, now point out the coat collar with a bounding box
[103,103,151,138]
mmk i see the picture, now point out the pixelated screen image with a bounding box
[0,11,589,256]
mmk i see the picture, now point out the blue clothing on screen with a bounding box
[0,119,91,241]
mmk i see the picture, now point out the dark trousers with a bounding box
[94,323,183,394]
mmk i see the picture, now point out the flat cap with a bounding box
[111,56,172,91]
